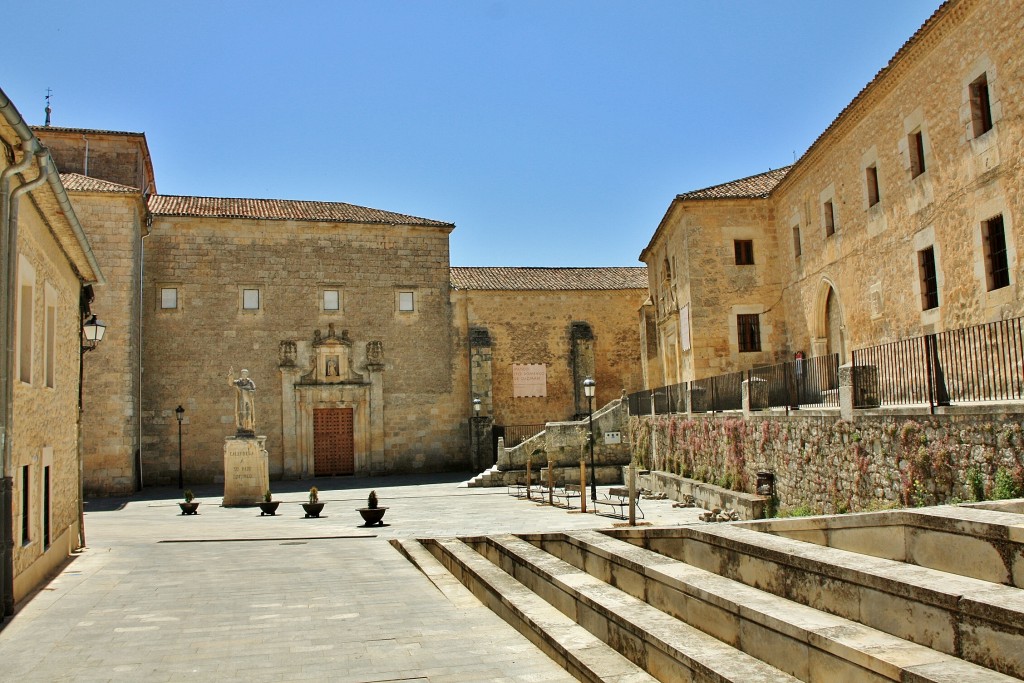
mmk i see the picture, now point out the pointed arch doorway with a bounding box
[812,280,847,363]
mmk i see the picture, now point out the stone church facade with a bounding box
[642,0,1022,383]
[33,129,647,493]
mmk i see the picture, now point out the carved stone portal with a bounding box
[303,323,363,384]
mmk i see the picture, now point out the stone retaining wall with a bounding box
[628,408,1024,515]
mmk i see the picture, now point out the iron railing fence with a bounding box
[495,424,547,448]
[691,371,743,413]
[747,354,841,409]
[852,316,1024,409]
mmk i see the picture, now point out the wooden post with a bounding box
[526,459,532,500]
[580,459,588,513]
[547,459,555,506]
[628,461,637,526]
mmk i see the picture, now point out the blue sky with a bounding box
[5,1,939,267]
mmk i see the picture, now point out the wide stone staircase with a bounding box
[393,505,1024,682]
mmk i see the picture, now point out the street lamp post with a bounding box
[583,378,596,504]
[175,405,185,489]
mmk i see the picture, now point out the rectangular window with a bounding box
[21,466,29,544]
[983,214,1010,291]
[45,303,55,388]
[823,200,835,237]
[918,246,939,310]
[160,287,178,309]
[43,465,50,548]
[737,314,761,353]
[792,225,801,258]
[242,288,261,310]
[19,283,32,384]
[323,289,340,311]
[733,240,754,265]
[866,164,880,207]
[970,73,993,138]
[398,291,415,312]
[909,130,926,178]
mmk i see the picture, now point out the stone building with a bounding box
[642,0,1022,382]
[451,266,647,425]
[30,129,647,492]
[0,89,103,612]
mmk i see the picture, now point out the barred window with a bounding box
[734,240,754,265]
[737,314,761,353]
[969,73,993,138]
[918,246,939,310]
[983,215,1010,291]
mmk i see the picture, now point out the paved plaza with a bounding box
[0,474,704,682]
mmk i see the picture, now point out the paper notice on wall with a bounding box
[679,305,691,351]
[512,364,547,397]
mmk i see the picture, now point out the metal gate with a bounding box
[313,407,354,476]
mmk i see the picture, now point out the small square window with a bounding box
[909,130,926,178]
[982,214,1010,291]
[398,291,415,312]
[918,246,939,310]
[737,314,761,353]
[323,289,340,311]
[242,288,261,310]
[969,73,993,138]
[823,200,835,237]
[733,240,754,266]
[866,165,880,207]
[160,287,178,309]
[792,225,801,258]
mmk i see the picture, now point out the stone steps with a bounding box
[398,519,1024,682]
[462,464,503,488]
[605,523,1024,678]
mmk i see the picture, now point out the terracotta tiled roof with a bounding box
[147,194,453,227]
[60,173,139,194]
[676,166,792,201]
[31,125,145,137]
[451,267,648,291]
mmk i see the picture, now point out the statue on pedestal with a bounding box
[227,367,256,436]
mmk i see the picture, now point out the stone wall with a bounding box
[70,190,143,495]
[7,178,86,601]
[455,288,646,426]
[142,215,465,483]
[629,408,1024,515]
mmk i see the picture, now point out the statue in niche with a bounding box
[227,367,257,436]
[326,356,340,377]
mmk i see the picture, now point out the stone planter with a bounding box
[178,502,200,515]
[302,502,326,518]
[358,507,388,526]
[258,501,281,516]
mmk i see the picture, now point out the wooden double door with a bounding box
[313,407,354,476]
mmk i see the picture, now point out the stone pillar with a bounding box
[279,341,302,478]
[839,363,855,421]
[367,359,385,477]
[470,416,493,470]
[469,328,493,415]
[742,377,767,416]
[495,436,509,470]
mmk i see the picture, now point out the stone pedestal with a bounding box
[223,436,269,506]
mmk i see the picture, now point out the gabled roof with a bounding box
[60,173,139,194]
[676,166,792,201]
[31,125,145,137]
[451,266,648,291]
[147,194,453,228]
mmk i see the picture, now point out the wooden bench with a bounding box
[594,486,644,520]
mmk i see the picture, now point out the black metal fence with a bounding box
[628,316,1024,417]
[852,316,1024,409]
[494,423,547,448]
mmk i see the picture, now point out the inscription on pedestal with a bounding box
[223,436,270,506]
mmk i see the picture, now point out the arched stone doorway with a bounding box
[812,280,847,363]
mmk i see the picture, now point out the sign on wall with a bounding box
[512,364,547,398]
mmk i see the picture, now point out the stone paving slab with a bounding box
[0,473,703,682]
